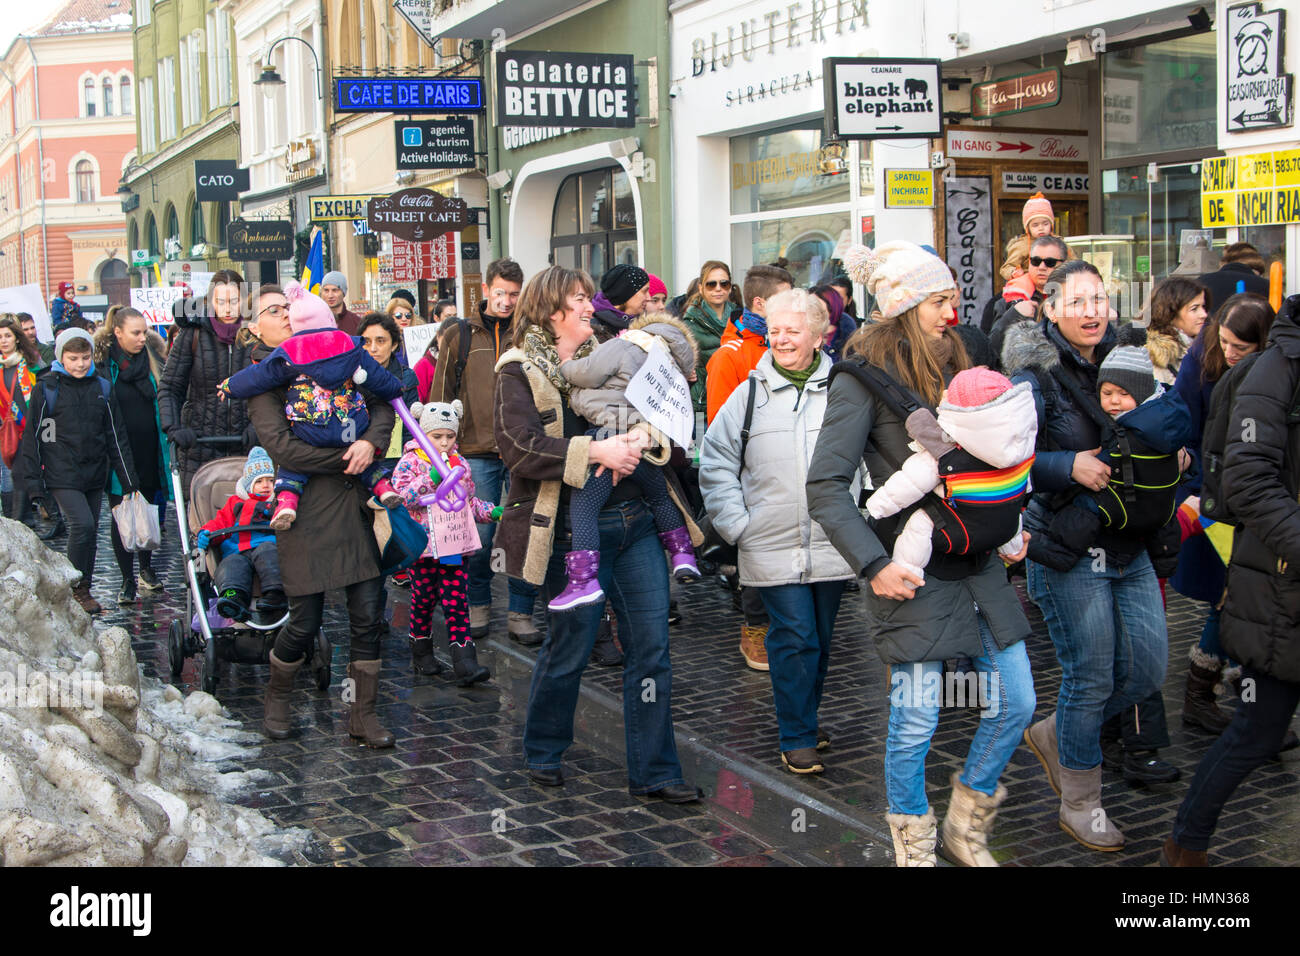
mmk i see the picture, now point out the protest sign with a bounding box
[402,322,440,364]
[625,343,694,450]
[130,287,184,326]
[430,498,481,558]
[0,284,53,341]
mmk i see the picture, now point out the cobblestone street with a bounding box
[88,514,1300,867]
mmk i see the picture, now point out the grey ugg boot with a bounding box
[1058,765,1124,852]
[1024,713,1061,796]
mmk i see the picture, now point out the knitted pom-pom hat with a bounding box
[843,241,956,319]
[1022,192,1054,232]
[945,367,1013,408]
[411,399,463,435]
[237,446,275,498]
[283,280,337,334]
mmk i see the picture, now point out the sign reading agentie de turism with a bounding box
[823,57,942,140]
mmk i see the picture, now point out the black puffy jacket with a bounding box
[157,312,254,495]
[20,368,137,496]
[1220,294,1300,682]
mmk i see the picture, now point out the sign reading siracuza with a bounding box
[497,51,635,128]
[367,188,469,242]
[824,57,942,140]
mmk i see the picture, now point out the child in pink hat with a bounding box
[864,367,1038,584]
[219,280,405,528]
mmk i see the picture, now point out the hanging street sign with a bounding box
[1001,171,1090,194]
[309,195,384,222]
[226,219,295,261]
[194,160,250,201]
[367,188,469,241]
[395,118,476,170]
[392,0,438,47]
[972,68,1061,119]
[496,51,636,128]
[1225,2,1293,133]
[823,57,942,140]
[333,76,486,113]
[945,128,1087,162]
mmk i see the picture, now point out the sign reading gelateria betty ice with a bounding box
[496,51,636,128]
[367,189,469,242]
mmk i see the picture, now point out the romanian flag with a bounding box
[301,227,324,294]
[945,456,1035,504]
[1199,516,1235,567]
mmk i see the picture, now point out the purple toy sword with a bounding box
[391,398,469,512]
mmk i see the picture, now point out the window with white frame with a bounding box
[179,35,201,128]
[138,76,156,153]
[134,0,150,27]
[16,85,32,126]
[157,57,176,141]
[75,160,95,203]
[206,10,232,109]
[120,75,132,115]
[102,77,114,116]
[83,77,97,117]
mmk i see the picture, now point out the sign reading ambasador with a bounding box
[972,68,1060,119]
[194,160,250,201]
[496,51,636,127]
[367,188,469,242]
[226,219,295,261]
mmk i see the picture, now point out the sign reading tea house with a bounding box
[972,68,1061,119]
[496,51,636,128]
[823,57,942,139]
[367,188,469,242]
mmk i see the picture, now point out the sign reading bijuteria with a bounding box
[496,51,636,128]
[824,57,942,140]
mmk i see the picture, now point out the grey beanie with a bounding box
[1098,345,1156,405]
[321,270,348,294]
[54,328,94,363]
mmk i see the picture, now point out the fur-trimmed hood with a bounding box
[92,324,167,382]
[630,311,699,370]
[1146,328,1187,375]
[999,318,1059,377]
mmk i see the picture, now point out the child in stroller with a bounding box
[195,446,286,621]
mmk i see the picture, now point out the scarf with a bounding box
[772,360,816,391]
[591,293,633,332]
[739,308,767,341]
[523,324,595,396]
[1,352,20,368]
[110,340,156,399]
[210,314,242,345]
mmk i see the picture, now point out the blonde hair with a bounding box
[386,298,424,325]
[764,288,830,340]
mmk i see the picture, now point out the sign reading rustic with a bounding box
[367,189,469,242]
[226,219,295,261]
[1226,1,1293,133]
[496,51,636,128]
[946,129,1087,162]
[395,118,476,170]
[972,68,1060,119]
[194,160,250,201]
[823,57,942,140]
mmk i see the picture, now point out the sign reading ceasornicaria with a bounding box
[823,57,942,140]
[1225,2,1293,133]
[496,51,636,128]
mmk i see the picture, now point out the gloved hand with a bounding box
[490,505,504,522]
[170,427,198,450]
[242,422,258,449]
[195,529,212,550]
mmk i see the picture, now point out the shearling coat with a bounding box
[1147,329,1189,385]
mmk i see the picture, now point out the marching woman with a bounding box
[807,242,1036,867]
[0,314,40,523]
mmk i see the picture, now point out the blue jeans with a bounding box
[524,500,685,792]
[885,616,1036,814]
[757,581,846,752]
[466,454,536,616]
[1027,550,1167,771]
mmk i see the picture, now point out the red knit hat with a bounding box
[647,274,668,298]
[1022,192,1054,232]
[946,367,1013,408]
[57,281,74,297]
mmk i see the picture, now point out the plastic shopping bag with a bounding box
[112,492,162,552]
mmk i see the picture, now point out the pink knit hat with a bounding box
[1022,192,1054,232]
[946,367,1013,408]
[647,274,668,298]
[284,280,336,333]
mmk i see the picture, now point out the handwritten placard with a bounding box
[943,175,993,326]
[402,322,440,364]
[625,343,693,449]
[129,287,184,326]
[430,498,481,557]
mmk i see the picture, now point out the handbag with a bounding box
[0,371,20,468]
[111,492,162,552]
[697,375,758,567]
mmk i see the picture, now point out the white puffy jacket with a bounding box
[700,350,858,587]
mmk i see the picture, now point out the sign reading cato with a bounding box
[194,160,250,201]
[823,57,942,140]
[1200,148,1300,226]
[497,51,636,127]
[367,188,469,242]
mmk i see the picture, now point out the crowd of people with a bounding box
[3,201,1297,866]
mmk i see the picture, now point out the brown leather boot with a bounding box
[739,624,769,671]
[347,659,394,748]
[263,651,303,739]
[72,584,103,616]
[1159,836,1208,866]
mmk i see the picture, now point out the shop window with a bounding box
[1102,31,1217,160]
[731,211,851,289]
[730,124,849,216]
[550,166,637,286]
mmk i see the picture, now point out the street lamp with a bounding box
[117,157,156,204]
[253,36,322,99]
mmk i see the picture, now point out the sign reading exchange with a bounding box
[367,188,469,242]
[497,51,636,128]
[333,76,485,113]
[226,219,295,261]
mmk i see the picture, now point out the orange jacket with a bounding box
[705,320,768,424]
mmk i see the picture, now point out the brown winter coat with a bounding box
[1146,329,1188,386]
[429,301,513,457]
[493,345,702,586]
[246,388,395,597]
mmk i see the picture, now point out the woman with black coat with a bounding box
[157,269,255,498]
[1163,294,1300,866]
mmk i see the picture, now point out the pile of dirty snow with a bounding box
[0,518,311,865]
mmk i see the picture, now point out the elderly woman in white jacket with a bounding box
[700,288,859,776]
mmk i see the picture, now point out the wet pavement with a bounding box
[75,508,1300,867]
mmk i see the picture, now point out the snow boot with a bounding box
[270,490,299,531]
[508,611,543,647]
[590,610,623,666]
[263,651,303,740]
[410,636,443,676]
[216,587,251,622]
[547,549,604,611]
[1183,648,1233,735]
[886,810,937,867]
[939,773,1005,867]
[450,640,490,686]
[347,659,394,748]
[371,477,402,509]
[659,526,701,583]
[1024,713,1061,796]
[1058,765,1124,852]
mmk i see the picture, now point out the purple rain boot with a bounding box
[659,526,702,583]
[547,549,605,612]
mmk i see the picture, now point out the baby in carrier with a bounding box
[1033,336,1193,573]
[864,367,1037,584]
[552,313,701,611]
[220,281,404,530]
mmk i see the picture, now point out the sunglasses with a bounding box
[1029,256,1063,268]
[394,312,412,319]
[704,279,732,290]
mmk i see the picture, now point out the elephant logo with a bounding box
[904,78,928,100]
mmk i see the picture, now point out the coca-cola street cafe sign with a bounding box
[366,188,469,242]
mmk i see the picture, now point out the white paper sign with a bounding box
[826,58,943,140]
[402,322,440,365]
[129,287,184,326]
[625,343,694,450]
[0,283,53,342]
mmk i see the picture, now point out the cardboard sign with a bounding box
[402,322,440,365]
[824,57,942,140]
[0,283,53,341]
[429,497,481,558]
[625,343,693,450]
[129,287,184,326]
[943,176,994,326]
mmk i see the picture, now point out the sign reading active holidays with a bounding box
[395,118,476,170]
[823,57,942,139]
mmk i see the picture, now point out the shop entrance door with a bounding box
[1147,162,1204,278]
[997,199,1088,252]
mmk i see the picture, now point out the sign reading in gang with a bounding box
[496,51,636,128]
[823,57,942,140]
[367,188,469,242]
[194,160,250,201]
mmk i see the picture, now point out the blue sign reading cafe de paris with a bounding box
[334,76,486,113]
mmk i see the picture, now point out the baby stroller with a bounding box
[167,437,331,696]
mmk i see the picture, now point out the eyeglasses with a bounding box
[704,280,732,290]
[259,304,288,317]
[1029,256,1063,268]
